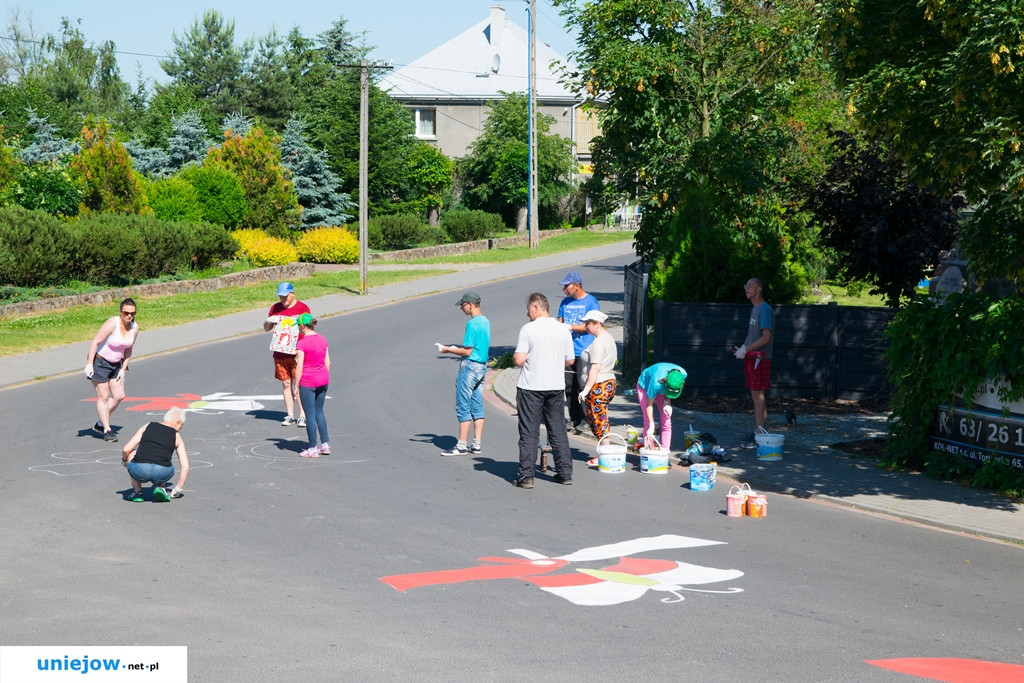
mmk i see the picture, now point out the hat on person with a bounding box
[456,291,482,306]
[580,310,608,324]
[277,282,294,296]
[558,271,583,286]
[297,313,314,326]
[664,369,686,399]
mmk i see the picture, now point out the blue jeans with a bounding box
[298,384,329,448]
[455,360,487,423]
[127,462,174,487]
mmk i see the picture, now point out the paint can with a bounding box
[596,434,627,473]
[726,485,747,517]
[746,492,768,517]
[683,430,701,449]
[625,425,639,443]
[754,428,784,461]
[689,463,716,491]
[640,436,669,474]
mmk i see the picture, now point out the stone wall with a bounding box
[368,228,577,262]
[0,263,314,319]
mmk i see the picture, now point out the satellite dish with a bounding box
[491,54,501,73]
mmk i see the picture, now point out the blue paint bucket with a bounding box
[689,463,716,491]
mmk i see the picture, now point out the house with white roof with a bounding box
[379,5,597,164]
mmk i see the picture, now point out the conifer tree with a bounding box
[280,117,353,228]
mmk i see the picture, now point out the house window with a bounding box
[414,108,436,139]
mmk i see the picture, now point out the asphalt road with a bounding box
[2,254,1022,681]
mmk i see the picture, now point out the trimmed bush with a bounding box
[179,165,247,228]
[296,227,359,264]
[0,205,73,286]
[147,176,204,222]
[233,229,298,267]
[441,208,505,243]
[187,222,238,270]
[367,214,426,250]
[67,216,148,285]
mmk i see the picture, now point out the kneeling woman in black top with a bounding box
[121,407,191,502]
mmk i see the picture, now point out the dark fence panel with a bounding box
[621,259,649,384]
[652,300,895,400]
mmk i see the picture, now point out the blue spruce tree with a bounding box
[18,109,79,165]
[280,117,353,228]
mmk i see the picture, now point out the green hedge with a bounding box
[441,208,504,243]
[0,206,74,286]
[0,206,238,288]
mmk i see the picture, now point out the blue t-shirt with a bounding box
[558,293,600,356]
[637,362,687,397]
[744,302,775,359]
[463,315,490,364]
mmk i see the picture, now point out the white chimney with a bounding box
[490,6,505,46]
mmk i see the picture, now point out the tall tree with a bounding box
[820,0,1024,284]
[205,117,300,235]
[0,8,46,85]
[457,92,575,230]
[70,118,148,215]
[160,10,249,117]
[239,29,297,132]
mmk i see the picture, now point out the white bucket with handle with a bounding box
[754,426,784,461]
[640,436,670,474]
[596,434,627,473]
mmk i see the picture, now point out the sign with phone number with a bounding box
[932,404,1024,470]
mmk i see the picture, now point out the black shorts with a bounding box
[91,356,122,382]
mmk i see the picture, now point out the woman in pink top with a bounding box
[293,313,331,458]
[84,298,139,442]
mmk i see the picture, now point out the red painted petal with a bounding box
[865,657,1024,682]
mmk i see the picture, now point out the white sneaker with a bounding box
[296,417,306,428]
[282,416,297,426]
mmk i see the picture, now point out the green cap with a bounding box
[297,313,314,326]
[664,369,685,399]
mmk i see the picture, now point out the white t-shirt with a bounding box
[579,332,617,385]
[515,316,574,391]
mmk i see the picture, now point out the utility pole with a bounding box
[337,58,392,294]
[527,0,539,248]
[359,59,369,295]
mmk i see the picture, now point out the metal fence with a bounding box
[651,300,896,400]
[621,259,649,384]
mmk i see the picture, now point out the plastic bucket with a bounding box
[640,436,669,474]
[596,434,627,473]
[689,463,716,491]
[625,425,639,444]
[754,429,784,461]
[683,431,701,449]
[726,485,747,516]
[746,492,768,517]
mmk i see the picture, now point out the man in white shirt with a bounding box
[513,292,576,488]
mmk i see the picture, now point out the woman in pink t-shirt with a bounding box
[293,313,331,458]
[84,298,139,442]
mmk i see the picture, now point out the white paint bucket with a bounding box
[596,434,627,473]
[754,428,784,461]
[639,436,669,474]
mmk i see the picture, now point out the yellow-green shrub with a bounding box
[296,226,359,264]
[232,228,268,258]
[237,230,298,267]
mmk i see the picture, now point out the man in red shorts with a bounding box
[733,277,774,449]
[264,282,310,426]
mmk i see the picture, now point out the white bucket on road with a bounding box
[597,434,627,473]
[754,428,784,461]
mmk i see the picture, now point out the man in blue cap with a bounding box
[557,270,601,434]
[263,282,310,427]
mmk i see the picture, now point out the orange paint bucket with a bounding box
[746,492,768,518]
[726,486,747,517]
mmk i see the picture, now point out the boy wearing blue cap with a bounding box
[263,282,310,426]
[557,270,600,434]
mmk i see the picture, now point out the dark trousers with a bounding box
[517,388,572,479]
[564,356,585,425]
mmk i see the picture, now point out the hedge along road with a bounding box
[2,245,1022,680]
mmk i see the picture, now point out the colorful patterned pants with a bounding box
[583,379,616,440]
